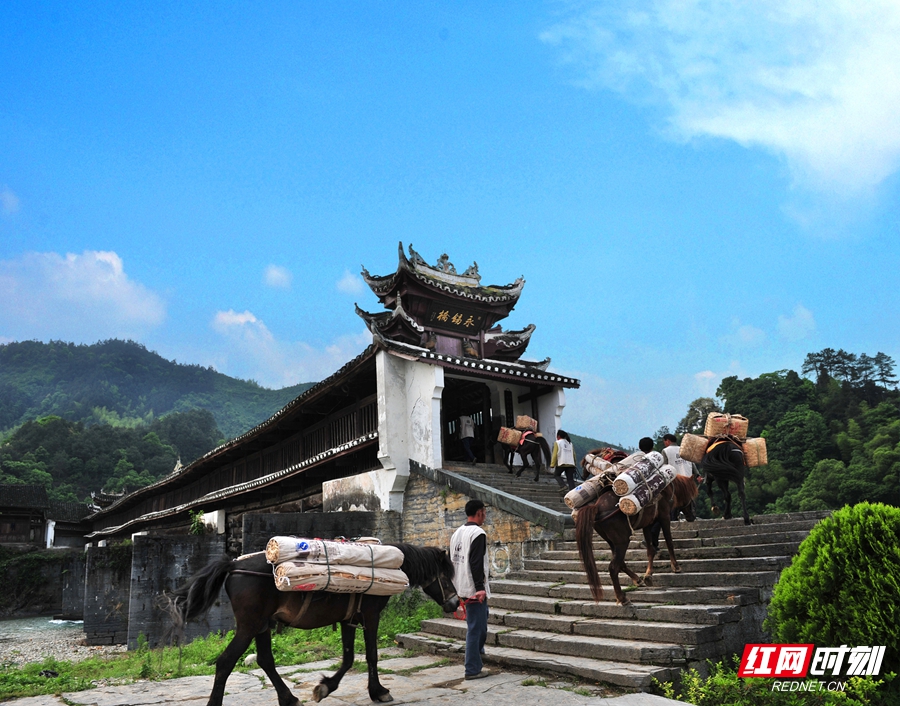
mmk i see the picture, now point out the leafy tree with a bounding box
[676,397,719,435]
[717,371,815,437]
[765,503,900,682]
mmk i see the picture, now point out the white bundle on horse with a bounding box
[617,465,676,515]
[273,562,410,595]
[582,453,613,475]
[564,475,608,509]
[613,459,671,496]
[265,537,405,568]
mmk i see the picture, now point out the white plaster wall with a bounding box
[324,350,444,513]
[538,386,567,444]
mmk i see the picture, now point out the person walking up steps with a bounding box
[450,499,492,680]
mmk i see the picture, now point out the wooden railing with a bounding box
[107,394,379,527]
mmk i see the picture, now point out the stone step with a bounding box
[507,569,781,588]
[419,618,691,666]
[563,515,826,543]
[395,632,675,689]
[523,555,791,575]
[490,580,761,609]
[485,609,722,646]
[543,541,801,562]
[547,585,761,607]
[490,593,560,614]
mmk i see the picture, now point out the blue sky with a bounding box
[2,1,899,447]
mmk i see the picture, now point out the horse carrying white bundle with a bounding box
[618,465,677,515]
[272,562,409,595]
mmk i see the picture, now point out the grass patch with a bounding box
[521,677,547,687]
[0,589,443,700]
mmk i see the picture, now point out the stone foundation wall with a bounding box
[242,511,402,554]
[84,545,133,645]
[128,535,232,648]
[401,472,558,578]
[59,552,86,619]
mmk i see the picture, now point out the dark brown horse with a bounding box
[161,544,459,705]
[702,436,752,525]
[575,475,698,605]
[500,431,552,482]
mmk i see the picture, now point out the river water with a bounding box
[0,615,83,644]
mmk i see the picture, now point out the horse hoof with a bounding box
[616,598,631,606]
[672,564,682,574]
[642,575,653,587]
[313,684,330,702]
[744,518,753,526]
[374,694,394,703]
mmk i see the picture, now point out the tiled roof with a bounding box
[48,500,92,523]
[0,484,50,509]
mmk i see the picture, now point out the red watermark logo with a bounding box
[739,644,886,678]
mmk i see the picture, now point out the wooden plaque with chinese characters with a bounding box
[425,301,486,334]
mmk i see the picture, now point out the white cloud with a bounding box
[0,250,166,341]
[541,0,900,193]
[777,303,816,341]
[336,269,364,295]
[1,187,20,215]
[263,264,292,289]
[722,319,767,347]
[211,308,371,387]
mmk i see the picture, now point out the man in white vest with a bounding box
[449,499,492,679]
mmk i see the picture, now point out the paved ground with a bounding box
[5,650,690,706]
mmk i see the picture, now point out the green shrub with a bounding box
[657,657,889,705]
[765,502,900,680]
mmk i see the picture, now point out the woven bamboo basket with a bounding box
[704,413,731,437]
[515,415,538,431]
[497,427,522,446]
[679,433,708,463]
[728,415,749,441]
[742,437,768,467]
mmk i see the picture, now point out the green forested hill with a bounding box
[669,348,900,515]
[0,340,314,439]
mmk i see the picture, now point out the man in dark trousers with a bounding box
[449,499,492,680]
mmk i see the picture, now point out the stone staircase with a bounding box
[397,503,830,690]
[443,461,573,512]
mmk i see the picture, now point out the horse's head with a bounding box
[421,550,459,613]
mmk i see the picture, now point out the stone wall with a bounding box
[59,552,85,619]
[128,535,233,649]
[84,544,133,645]
[401,472,558,578]
[242,511,402,555]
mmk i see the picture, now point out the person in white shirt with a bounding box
[662,433,695,479]
[450,499,492,680]
[551,429,578,491]
[459,415,476,465]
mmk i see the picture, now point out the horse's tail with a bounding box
[158,555,235,641]
[537,435,552,465]
[575,497,604,602]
